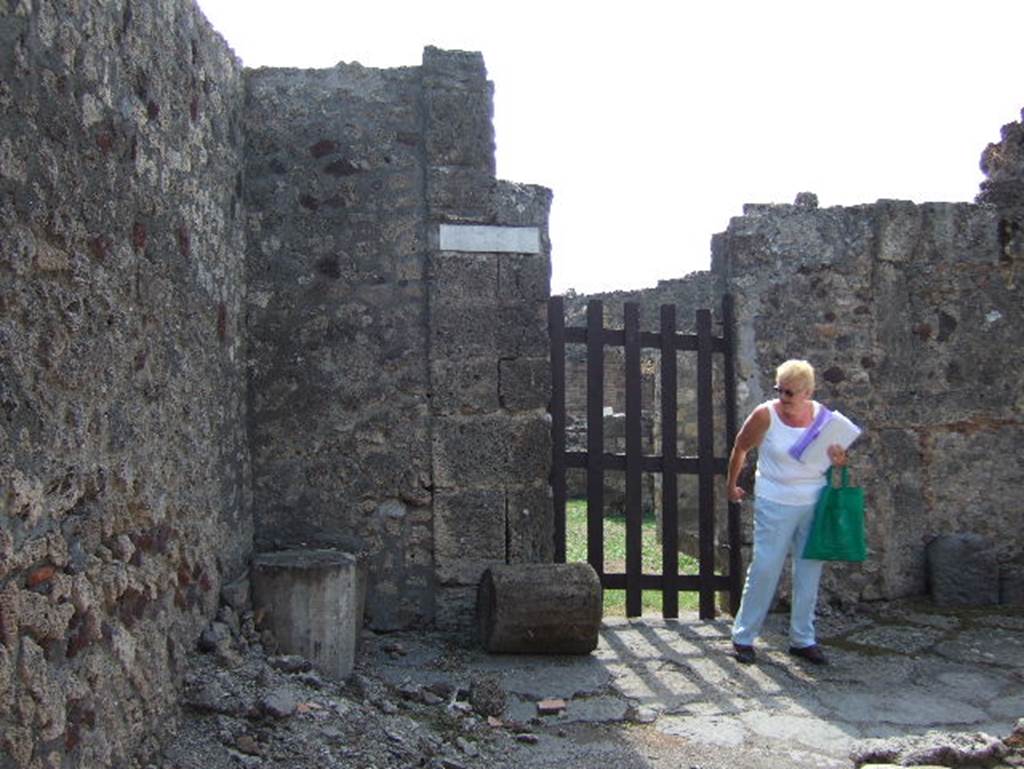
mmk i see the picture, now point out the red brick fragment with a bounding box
[27,565,56,588]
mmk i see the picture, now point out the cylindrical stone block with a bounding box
[251,549,366,680]
[477,563,602,654]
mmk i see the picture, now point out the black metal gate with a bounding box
[548,296,742,619]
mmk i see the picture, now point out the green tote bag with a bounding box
[802,467,867,562]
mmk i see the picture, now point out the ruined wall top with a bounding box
[978,109,1024,211]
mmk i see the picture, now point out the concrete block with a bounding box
[926,534,1000,607]
[252,550,366,680]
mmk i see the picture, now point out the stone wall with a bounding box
[714,193,1023,604]
[243,60,436,630]
[561,169,1023,608]
[1,1,249,766]
[243,48,552,633]
[1,3,552,765]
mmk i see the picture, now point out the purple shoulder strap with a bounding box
[788,405,833,461]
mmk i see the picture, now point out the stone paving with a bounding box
[369,600,1024,768]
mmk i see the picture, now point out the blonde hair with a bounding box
[776,359,815,394]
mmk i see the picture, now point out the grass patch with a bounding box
[565,498,700,616]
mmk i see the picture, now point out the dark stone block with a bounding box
[430,252,498,305]
[499,254,550,305]
[506,484,554,563]
[927,534,1000,606]
[496,303,547,358]
[1000,561,1024,606]
[505,415,550,486]
[434,489,506,585]
[432,415,510,488]
[431,302,498,358]
[426,167,496,221]
[498,357,550,412]
[432,357,499,415]
[424,87,495,172]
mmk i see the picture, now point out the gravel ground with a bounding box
[138,610,787,769]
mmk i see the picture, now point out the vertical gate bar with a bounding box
[549,296,567,563]
[696,308,716,619]
[722,294,743,613]
[586,300,605,579]
[660,305,679,619]
[624,303,643,618]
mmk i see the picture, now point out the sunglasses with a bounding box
[773,385,800,398]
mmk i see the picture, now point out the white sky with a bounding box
[197,0,1023,294]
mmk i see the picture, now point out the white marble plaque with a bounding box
[439,224,541,254]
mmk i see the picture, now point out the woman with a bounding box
[727,359,847,666]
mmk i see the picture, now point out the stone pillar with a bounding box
[422,47,554,631]
[251,550,367,680]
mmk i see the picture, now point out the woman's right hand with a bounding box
[727,485,747,502]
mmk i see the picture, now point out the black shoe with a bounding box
[788,644,828,665]
[733,643,756,664]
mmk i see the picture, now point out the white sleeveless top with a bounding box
[755,400,829,505]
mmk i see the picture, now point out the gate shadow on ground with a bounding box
[594,609,1024,762]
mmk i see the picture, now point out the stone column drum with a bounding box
[252,550,367,680]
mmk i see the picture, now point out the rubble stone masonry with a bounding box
[1,1,551,766]
[1,1,250,766]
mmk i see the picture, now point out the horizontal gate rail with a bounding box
[562,453,728,474]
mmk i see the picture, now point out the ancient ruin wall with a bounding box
[1,1,250,766]
[562,176,1023,608]
[244,49,553,632]
[715,195,1023,604]
[243,60,437,630]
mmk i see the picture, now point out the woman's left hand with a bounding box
[827,444,848,466]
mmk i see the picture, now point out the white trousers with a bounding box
[731,496,823,648]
